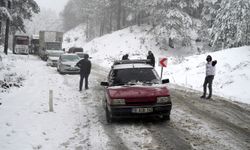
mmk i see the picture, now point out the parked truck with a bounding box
[12,35,29,54]
[39,31,64,60]
[30,34,39,55]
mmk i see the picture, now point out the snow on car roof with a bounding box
[62,53,78,56]
[113,63,153,69]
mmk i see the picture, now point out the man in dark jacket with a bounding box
[201,55,217,99]
[147,51,155,67]
[76,54,91,91]
[122,54,129,60]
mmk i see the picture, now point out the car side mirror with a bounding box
[162,79,170,84]
[101,82,109,86]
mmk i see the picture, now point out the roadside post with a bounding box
[159,57,168,79]
[49,90,54,112]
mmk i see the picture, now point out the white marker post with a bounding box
[159,57,168,79]
[49,90,54,112]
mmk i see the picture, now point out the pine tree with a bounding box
[210,0,250,48]
[10,0,40,33]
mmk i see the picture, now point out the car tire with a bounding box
[105,105,113,123]
[57,66,64,75]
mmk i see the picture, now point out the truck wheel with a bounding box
[106,105,113,123]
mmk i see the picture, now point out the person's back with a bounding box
[147,51,155,67]
[122,54,129,60]
[76,54,91,91]
[77,59,91,75]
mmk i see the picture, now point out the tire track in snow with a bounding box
[170,87,250,150]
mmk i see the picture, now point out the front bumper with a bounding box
[60,67,80,74]
[108,104,172,118]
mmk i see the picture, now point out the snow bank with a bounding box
[62,24,87,52]
[0,51,25,93]
[167,46,250,104]
[63,25,250,104]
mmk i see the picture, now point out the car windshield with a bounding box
[111,68,160,86]
[48,52,63,57]
[61,55,80,62]
[76,53,85,58]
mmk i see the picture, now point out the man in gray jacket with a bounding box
[201,55,217,99]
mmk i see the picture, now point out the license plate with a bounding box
[132,108,153,114]
[69,68,77,71]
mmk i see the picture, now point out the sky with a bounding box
[34,0,69,14]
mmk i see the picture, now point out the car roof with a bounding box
[61,54,78,56]
[112,59,153,69]
[113,63,153,70]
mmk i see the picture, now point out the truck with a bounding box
[12,35,29,54]
[39,31,64,60]
[30,34,39,55]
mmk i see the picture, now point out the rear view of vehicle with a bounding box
[68,47,83,53]
[46,51,64,67]
[57,54,80,74]
[101,60,172,123]
[30,35,39,55]
[13,35,29,54]
[39,31,63,60]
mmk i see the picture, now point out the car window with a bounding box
[48,52,63,57]
[76,53,85,58]
[111,68,160,85]
[61,55,80,62]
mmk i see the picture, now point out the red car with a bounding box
[101,60,172,123]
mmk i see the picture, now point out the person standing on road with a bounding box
[147,51,155,67]
[201,55,217,99]
[76,54,91,91]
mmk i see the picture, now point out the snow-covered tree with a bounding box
[24,8,63,35]
[10,0,40,33]
[136,0,202,48]
[210,0,250,48]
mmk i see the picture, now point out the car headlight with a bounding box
[111,99,125,105]
[157,96,171,103]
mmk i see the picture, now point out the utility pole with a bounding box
[4,0,11,55]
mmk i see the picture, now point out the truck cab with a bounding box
[13,35,29,54]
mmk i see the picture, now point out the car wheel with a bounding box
[57,66,64,75]
[105,104,113,123]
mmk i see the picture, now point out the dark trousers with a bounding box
[202,75,214,98]
[79,74,89,91]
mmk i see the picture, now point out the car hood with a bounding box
[62,61,78,67]
[46,50,64,55]
[48,56,59,61]
[107,85,170,99]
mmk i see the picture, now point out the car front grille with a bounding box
[125,98,156,106]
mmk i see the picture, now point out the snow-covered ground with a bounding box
[64,25,250,104]
[1,28,249,149]
[63,24,87,52]
[0,53,110,150]
[167,46,250,104]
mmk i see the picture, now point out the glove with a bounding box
[212,60,217,66]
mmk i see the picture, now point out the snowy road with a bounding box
[0,55,249,150]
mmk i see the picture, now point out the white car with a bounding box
[46,50,64,67]
[57,54,81,74]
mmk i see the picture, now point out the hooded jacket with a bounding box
[76,58,91,75]
[206,61,216,76]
